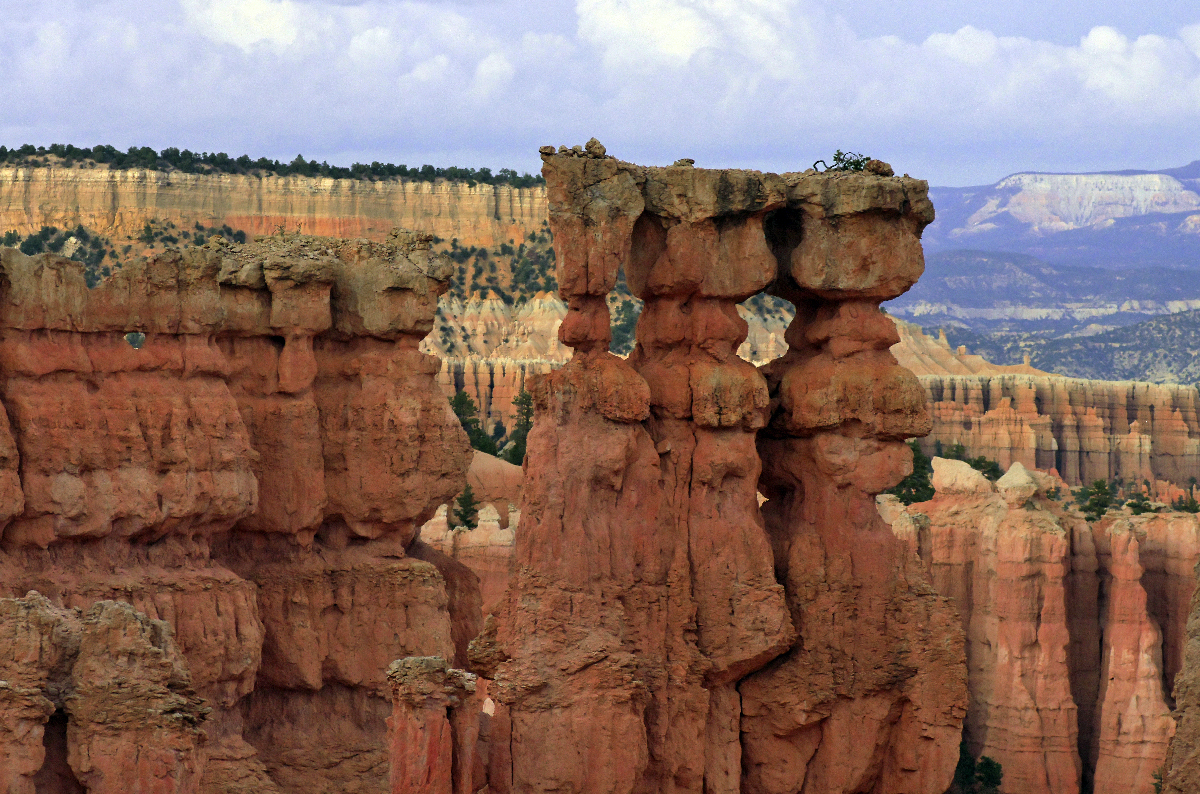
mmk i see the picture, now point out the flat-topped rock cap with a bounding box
[540,143,933,302]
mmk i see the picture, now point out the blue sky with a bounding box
[3,0,1199,185]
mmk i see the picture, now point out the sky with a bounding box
[3,0,1199,185]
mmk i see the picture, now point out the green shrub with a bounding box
[814,149,871,172]
[951,741,1004,794]
[1075,480,1118,521]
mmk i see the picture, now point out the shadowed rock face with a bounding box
[0,232,477,794]
[455,144,967,794]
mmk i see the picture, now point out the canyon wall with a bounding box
[884,462,1200,794]
[0,232,476,794]
[918,372,1200,489]
[0,165,546,248]
[443,144,967,793]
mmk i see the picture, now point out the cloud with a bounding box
[181,0,300,51]
[0,0,1198,184]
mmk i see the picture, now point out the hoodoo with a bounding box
[425,143,969,792]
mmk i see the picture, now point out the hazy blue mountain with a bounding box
[923,161,1200,269]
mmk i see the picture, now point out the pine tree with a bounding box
[452,484,479,529]
[886,440,934,505]
[450,390,498,455]
[501,388,533,465]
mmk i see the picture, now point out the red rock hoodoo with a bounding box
[0,231,476,794]
[884,461,1200,794]
[429,144,968,793]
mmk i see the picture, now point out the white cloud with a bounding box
[0,0,1198,184]
[181,0,300,51]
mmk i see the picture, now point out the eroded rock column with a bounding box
[386,657,481,794]
[0,593,207,794]
[738,168,967,794]
[480,143,965,794]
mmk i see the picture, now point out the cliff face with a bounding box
[919,373,1200,489]
[0,234,476,794]
[0,165,546,249]
[885,465,1200,794]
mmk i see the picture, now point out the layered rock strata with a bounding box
[0,166,545,249]
[385,657,483,794]
[886,462,1200,794]
[466,144,967,793]
[919,373,1200,489]
[0,233,476,794]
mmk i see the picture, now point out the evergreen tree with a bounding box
[501,389,534,465]
[886,440,935,505]
[450,390,498,455]
[1075,479,1117,521]
[950,741,1003,794]
[452,484,479,529]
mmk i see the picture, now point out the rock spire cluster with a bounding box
[423,143,968,793]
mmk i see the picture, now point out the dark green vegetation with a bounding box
[0,143,544,187]
[450,391,498,456]
[1070,477,1198,520]
[450,389,533,466]
[813,149,871,172]
[886,441,934,505]
[4,225,117,286]
[607,269,643,355]
[452,484,480,530]
[950,742,1003,794]
[885,442,1003,505]
[501,390,533,466]
[442,223,557,305]
[2,220,257,288]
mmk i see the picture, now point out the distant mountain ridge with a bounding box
[886,250,1200,335]
[938,309,1200,385]
[925,161,1200,269]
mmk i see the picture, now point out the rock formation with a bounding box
[458,144,966,793]
[0,593,207,794]
[0,165,545,250]
[420,452,522,614]
[426,291,1200,495]
[0,232,476,794]
[917,372,1200,490]
[385,657,482,794]
[886,461,1200,794]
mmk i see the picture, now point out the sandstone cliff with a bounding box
[919,372,1200,489]
[885,462,1200,794]
[0,233,477,794]
[0,165,545,250]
